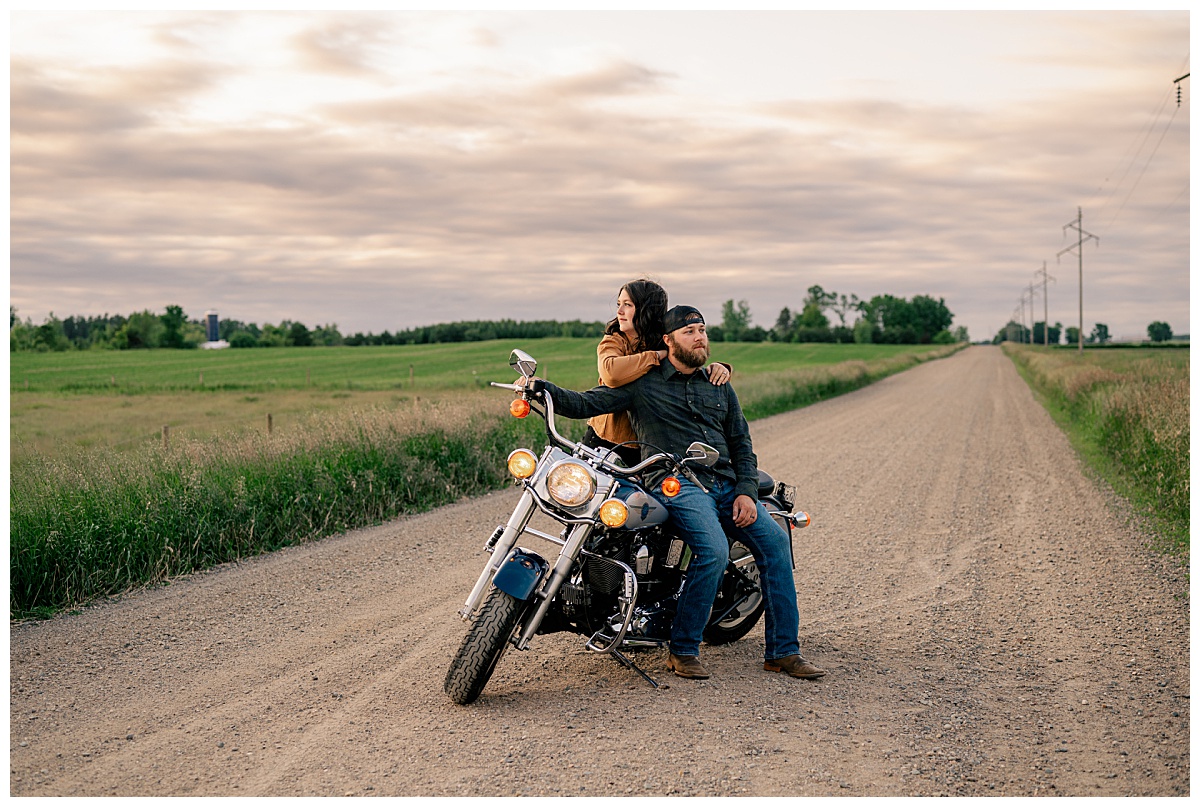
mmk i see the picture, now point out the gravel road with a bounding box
[10,345,1189,796]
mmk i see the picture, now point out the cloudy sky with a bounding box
[9,9,1191,343]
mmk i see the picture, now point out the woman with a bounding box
[583,279,731,467]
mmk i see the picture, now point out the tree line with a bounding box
[8,306,346,352]
[10,287,960,353]
[8,305,610,352]
[991,319,1178,345]
[714,286,962,345]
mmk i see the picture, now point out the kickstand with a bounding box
[609,648,661,689]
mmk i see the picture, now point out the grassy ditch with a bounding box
[1003,344,1189,556]
[11,344,963,618]
[10,398,547,618]
[736,343,964,420]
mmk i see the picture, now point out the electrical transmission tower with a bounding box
[1035,261,1055,346]
[1057,207,1098,352]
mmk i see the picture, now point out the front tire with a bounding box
[703,541,765,644]
[444,587,526,705]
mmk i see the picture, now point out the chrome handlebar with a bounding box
[490,378,707,491]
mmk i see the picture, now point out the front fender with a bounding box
[492,548,549,601]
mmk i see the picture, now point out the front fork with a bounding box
[459,489,536,620]
[458,488,594,651]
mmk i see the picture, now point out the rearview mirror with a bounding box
[684,442,719,467]
[509,349,538,378]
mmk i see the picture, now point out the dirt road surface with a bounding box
[10,345,1189,797]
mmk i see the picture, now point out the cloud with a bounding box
[289,15,397,77]
[8,11,1190,343]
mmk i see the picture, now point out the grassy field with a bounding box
[10,339,962,617]
[11,340,950,455]
[1004,344,1189,556]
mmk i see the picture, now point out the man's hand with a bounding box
[731,494,758,528]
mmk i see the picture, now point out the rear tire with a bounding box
[703,541,765,645]
[444,587,526,705]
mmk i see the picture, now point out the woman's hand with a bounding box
[707,363,731,385]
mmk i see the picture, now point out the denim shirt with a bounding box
[541,360,760,501]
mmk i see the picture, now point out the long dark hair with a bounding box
[605,278,668,352]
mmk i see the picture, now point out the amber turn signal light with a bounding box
[510,398,531,418]
[661,476,681,497]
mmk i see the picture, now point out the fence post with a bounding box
[410,364,414,387]
[307,368,311,386]
[199,371,204,385]
[162,425,169,449]
[267,413,273,435]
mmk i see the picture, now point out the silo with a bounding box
[206,311,219,343]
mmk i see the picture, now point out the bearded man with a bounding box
[528,305,825,682]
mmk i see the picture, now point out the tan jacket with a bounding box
[587,331,660,445]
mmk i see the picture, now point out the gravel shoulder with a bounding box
[9,345,1189,796]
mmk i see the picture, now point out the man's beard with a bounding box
[671,341,709,369]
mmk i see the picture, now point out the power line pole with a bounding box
[1057,207,1098,352]
[1035,261,1055,346]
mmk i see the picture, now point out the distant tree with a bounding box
[828,292,862,328]
[113,311,163,349]
[160,305,187,349]
[1088,323,1111,345]
[993,320,1030,344]
[771,307,793,342]
[219,319,261,341]
[720,299,752,342]
[1033,321,1062,346]
[952,325,969,343]
[795,301,829,330]
[258,323,287,347]
[33,314,70,352]
[1147,321,1173,342]
[1065,326,1081,346]
[853,317,877,344]
[312,323,344,346]
[229,331,258,348]
[287,321,313,347]
[796,285,834,330]
[910,295,954,342]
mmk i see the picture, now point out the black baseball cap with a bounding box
[663,305,705,334]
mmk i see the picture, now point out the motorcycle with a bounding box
[444,349,810,704]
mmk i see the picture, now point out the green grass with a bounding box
[10,339,963,618]
[9,338,950,394]
[1004,344,1189,557]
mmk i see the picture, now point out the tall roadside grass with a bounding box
[737,342,965,420]
[1004,345,1189,555]
[10,396,545,618]
[11,345,962,617]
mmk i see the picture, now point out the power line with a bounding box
[1107,102,1182,226]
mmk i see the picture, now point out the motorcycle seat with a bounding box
[757,469,776,497]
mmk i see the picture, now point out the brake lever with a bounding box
[678,463,709,494]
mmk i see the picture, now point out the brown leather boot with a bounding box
[763,654,826,679]
[667,653,711,679]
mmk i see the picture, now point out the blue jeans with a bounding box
[656,475,801,660]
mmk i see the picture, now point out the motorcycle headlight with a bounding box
[507,449,538,480]
[545,460,596,508]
